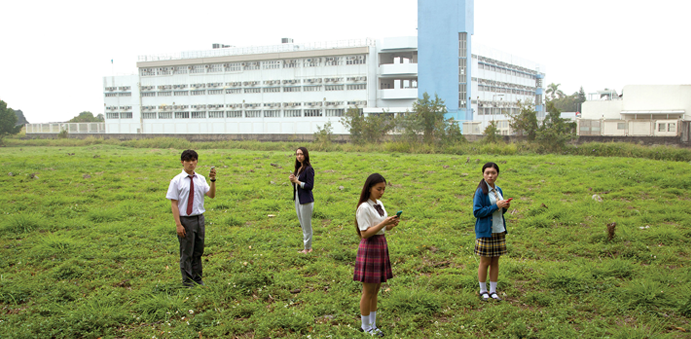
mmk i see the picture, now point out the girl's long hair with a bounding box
[293,147,311,175]
[476,162,500,195]
[355,173,387,238]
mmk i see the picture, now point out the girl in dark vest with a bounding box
[289,147,315,253]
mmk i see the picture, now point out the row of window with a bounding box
[107,109,347,120]
[476,107,521,116]
[478,62,536,79]
[105,92,131,97]
[478,84,535,96]
[137,84,367,97]
[140,56,367,77]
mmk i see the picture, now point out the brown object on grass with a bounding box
[607,222,617,241]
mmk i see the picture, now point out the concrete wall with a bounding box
[581,100,623,120]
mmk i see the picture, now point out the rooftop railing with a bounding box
[138,38,376,62]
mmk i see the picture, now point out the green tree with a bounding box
[340,107,395,144]
[69,111,103,123]
[482,121,500,144]
[313,121,334,146]
[0,100,22,145]
[14,109,29,126]
[408,92,448,143]
[536,101,575,151]
[507,100,538,141]
[545,83,565,101]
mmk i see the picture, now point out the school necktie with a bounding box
[187,175,195,215]
[373,204,385,217]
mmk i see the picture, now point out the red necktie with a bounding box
[373,204,385,217]
[187,175,195,215]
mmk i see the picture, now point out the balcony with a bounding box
[379,63,418,77]
[379,88,418,100]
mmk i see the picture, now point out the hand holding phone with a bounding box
[396,211,403,218]
[507,198,513,202]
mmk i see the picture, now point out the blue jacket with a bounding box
[293,166,315,204]
[473,186,508,239]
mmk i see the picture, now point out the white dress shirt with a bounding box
[486,181,506,233]
[166,170,210,216]
[356,199,387,236]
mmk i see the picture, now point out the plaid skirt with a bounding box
[353,235,393,283]
[474,232,507,257]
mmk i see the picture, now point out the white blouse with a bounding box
[486,181,506,233]
[356,199,387,236]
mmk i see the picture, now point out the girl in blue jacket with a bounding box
[473,162,511,301]
[289,147,315,253]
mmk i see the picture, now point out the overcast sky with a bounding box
[2,0,689,123]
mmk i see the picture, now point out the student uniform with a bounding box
[353,199,393,283]
[472,181,508,257]
[293,166,315,250]
[166,170,210,286]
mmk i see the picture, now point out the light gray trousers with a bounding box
[295,197,314,250]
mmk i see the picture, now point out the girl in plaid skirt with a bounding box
[353,173,400,336]
[473,162,511,301]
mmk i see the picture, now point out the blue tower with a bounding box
[417,0,474,122]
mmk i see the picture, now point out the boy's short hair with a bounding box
[181,149,198,162]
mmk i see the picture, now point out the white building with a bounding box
[578,85,691,138]
[100,37,544,136]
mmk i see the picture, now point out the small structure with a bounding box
[578,85,690,142]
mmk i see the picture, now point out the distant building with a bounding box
[578,85,691,139]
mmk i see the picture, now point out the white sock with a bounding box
[490,281,498,294]
[361,315,371,331]
[479,282,487,293]
[370,311,377,329]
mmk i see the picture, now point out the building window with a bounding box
[173,66,188,75]
[226,110,242,118]
[174,91,189,96]
[226,88,241,94]
[119,92,132,97]
[142,112,157,119]
[190,65,205,74]
[658,123,666,132]
[304,86,321,92]
[142,92,156,97]
[617,122,626,130]
[243,62,260,70]
[244,88,261,94]
[105,93,117,97]
[304,109,322,117]
[262,60,281,69]
[669,123,676,132]
[141,68,156,76]
[346,55,366,65]
[175,111,190,119]
[158,112,172,119]
[245,110,261,118]
[191,90,205,95]
[459,32,467,57]
[119,112,132,119]
[284,59,300,68]
[264,110,280,117]
[347,84,366,90]
[325,85,344,91]
[458,84,467,109]
[191,111,206,119]
[208,89,222,95]
[207,64,222,73]
[208,111,223,118]
[324,57,341,66]
[284,109,301,117]
[304,58,321,67]
[225,63,241,72]
[325,109,344,117]
[157,91,172,97]
[263,87,281,93]
[284,87,301,92]
[106,113,119,119]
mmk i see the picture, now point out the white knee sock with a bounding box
[490,281,498,294]
[479,282,487,293]
[361,314,371,331]
[370,311,377,329]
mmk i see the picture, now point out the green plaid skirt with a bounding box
[474,232,507,257]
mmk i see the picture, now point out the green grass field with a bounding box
[1,144,690,338]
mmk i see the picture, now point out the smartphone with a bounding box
[396,211,403,218]
[507,198,513,202]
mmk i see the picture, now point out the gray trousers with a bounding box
[295,199,314,250]
[178,214,205,286]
